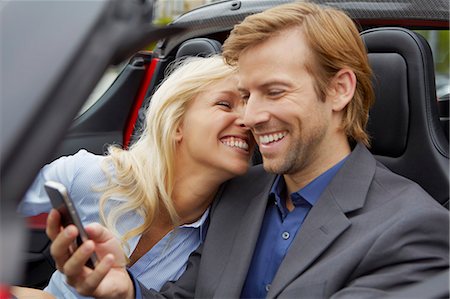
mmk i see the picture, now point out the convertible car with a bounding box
[1,0,448,296]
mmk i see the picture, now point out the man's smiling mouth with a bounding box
[258,131,287,145]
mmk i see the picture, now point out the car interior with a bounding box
[3,1,446,297]
[20,23,450,295]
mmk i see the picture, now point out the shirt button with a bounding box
[282,231,290,240]
[265,284,271,292]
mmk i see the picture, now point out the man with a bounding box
[47,2,449,298]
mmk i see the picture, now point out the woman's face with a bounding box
[176,74,255,181]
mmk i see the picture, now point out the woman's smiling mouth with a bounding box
[220,136,250,151]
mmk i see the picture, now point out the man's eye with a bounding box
[268,90,284,97]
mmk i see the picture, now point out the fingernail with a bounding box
[65,226,75,237]
[83,241,93,252]
[104,254,114,266]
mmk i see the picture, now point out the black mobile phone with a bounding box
[44,180,98,268]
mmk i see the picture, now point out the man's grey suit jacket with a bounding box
[141,143,449,298]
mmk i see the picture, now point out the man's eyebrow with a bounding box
[238,80,292,91]
[260,80,292,88]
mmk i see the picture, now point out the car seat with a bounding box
[175,37,222,59]
[361,27,449,207]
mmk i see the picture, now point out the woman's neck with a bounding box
[171,171,222,225]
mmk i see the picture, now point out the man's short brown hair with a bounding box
[223,2,374,146]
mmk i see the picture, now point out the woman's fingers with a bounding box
[84,223,127,267]
[63,240,95,278]
[84,222,113,243]
[47,217,130,298]
[49,224,78,272]
[45,209,61,241]
[74,254,115,297]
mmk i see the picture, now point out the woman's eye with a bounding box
[217,101,232,108]
[241,94,249,101]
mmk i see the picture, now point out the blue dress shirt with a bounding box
[241,157,348,298]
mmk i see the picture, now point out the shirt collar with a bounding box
[179,207,210,241]
[179,207,210,229]
[270,155,348,211]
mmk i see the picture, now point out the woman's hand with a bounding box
[46,209,135,299]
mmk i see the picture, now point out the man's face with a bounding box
[238,27,335,177]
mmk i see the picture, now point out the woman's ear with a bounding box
[328,69,356,112]
[175,124,183,143]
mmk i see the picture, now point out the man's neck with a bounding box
[284,138,351,199]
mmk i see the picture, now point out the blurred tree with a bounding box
[416,30,449,75]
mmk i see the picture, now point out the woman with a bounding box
[17,56,254,298]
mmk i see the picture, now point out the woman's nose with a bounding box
[235,111,248,128]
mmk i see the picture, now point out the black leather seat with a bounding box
[361,27,449,207]
[175,37,222,59]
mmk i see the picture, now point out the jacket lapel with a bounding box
[214,170,277,298]
[268,144,376,298]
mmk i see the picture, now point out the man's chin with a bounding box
[262,159,285,175]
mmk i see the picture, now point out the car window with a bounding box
[76,0,209,117]
[77,62,127,116]
[415,30,450,98]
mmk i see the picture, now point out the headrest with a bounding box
[176,38,222,59]
[361,27,449,206]
[362,28,447,157]
[366,50,409,156]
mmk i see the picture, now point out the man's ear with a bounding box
[328,69,356,112]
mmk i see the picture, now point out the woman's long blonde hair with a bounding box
[98,56,236,251]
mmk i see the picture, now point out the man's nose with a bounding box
[243,95,270,128]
